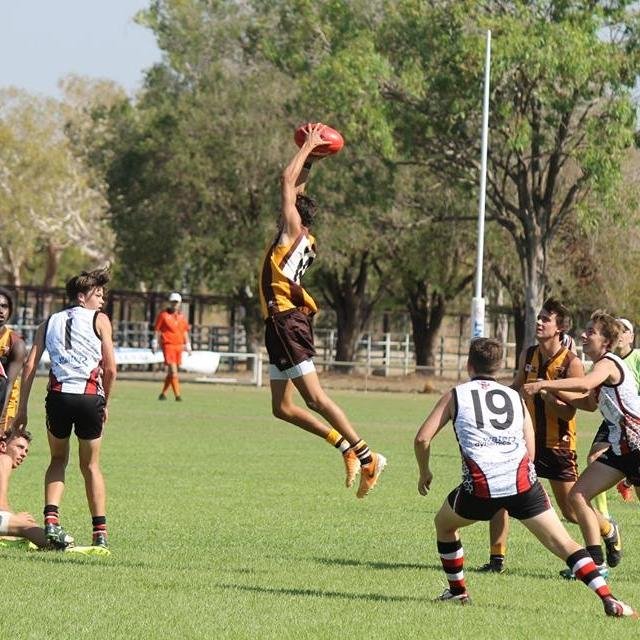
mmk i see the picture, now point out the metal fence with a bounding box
[15,321,559,382]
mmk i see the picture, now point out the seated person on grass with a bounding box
[0,427,72,550]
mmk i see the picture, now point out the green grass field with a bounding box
[2,379,639,639]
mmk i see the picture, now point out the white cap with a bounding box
[168,292,182,303]
[618,317,633,333]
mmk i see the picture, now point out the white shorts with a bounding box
[0,510,11,535]
[269,359,316,380]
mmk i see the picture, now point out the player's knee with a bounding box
[79,459,101,478]
[272,403,292,422]
[304,393,329,414]
[568,485,587,509]
[559,506,578,523]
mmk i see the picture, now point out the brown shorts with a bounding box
[265,309,316,371]
[534,447,578,482]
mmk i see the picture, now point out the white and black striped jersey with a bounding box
[452,377,537,498]
[45,306,104,395]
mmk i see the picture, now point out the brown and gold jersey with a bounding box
[524,345,578,451]
[259,228,318,319]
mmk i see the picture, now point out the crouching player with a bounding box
[414,338,636,617]
[0,427,72,550]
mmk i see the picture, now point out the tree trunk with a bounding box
[521,235,546,350]
[317,253,378,373]
[407,285,446,374]
[42,243,61,289]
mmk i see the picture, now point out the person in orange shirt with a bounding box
[152,292,191,401]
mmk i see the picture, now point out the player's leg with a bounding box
[78,436,107,547]
[293,370,386,497]
[569,461,624,566]
[5,511,49,548]
[433,489,477,604]
[271,376,362,489]
[43,393,75,546]
[168,361,182,400]
[521,507,636,617]
[479,509,508,573]
[548,480,577,522]
[588,426,613,517]
[270,377,330,437]
[76,395,108,547]
[43,430,73,545]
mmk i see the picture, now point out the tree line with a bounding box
[2,0,640,366]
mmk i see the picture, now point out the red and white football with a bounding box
[294,123,344,157]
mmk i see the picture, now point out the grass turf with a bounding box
[2,379,639,639]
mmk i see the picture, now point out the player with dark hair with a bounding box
[524,311,640,578]
[12,267,116,553]
[0,427,72,549]
[479,298,590,573]
[258,123,386,499]
[415,337,636,617]
[0,287,26,433]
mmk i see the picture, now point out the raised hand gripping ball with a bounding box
[294,123,344,157]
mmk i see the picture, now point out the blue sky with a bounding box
[0,1,161,98]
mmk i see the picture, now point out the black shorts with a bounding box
[592,420,610,447]
[45,392,105,440]
[597,449,640,486]
[534,447,578,482]
[447,481,551,521]
[265,309,316,371]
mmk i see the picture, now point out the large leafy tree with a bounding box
[0,88,113,287]
[255,0,640,351]
[379,0,640,348]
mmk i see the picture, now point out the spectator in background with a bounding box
[152,292,191,402]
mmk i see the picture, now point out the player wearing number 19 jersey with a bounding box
[12,268,116,553]
[414,338,637,617]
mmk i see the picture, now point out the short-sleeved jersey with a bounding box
[46,307,104,395]
[597,352,640,455]
[259,228,318,319]
[452,377,537,498]
[524,345,578,451]
[154,310,190,346]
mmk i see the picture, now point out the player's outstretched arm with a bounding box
[414,390,453,496]
[523,358,617,400]
[539,356,585,419]
[280,123,325,239]
[10,323,46,430]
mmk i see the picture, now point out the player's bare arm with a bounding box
[0,455,12,510]
[521,400,536,461]
[10,322,46,430]
[97,312,117,423]
[414,390,453,495]
[510,349,528,391]
[539,356,584,420]
[523,358,618,400]
[0,337,26,428]
[280,123,325,241]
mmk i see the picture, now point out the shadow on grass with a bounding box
[312,556,441,571]
[217,582,426,603]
